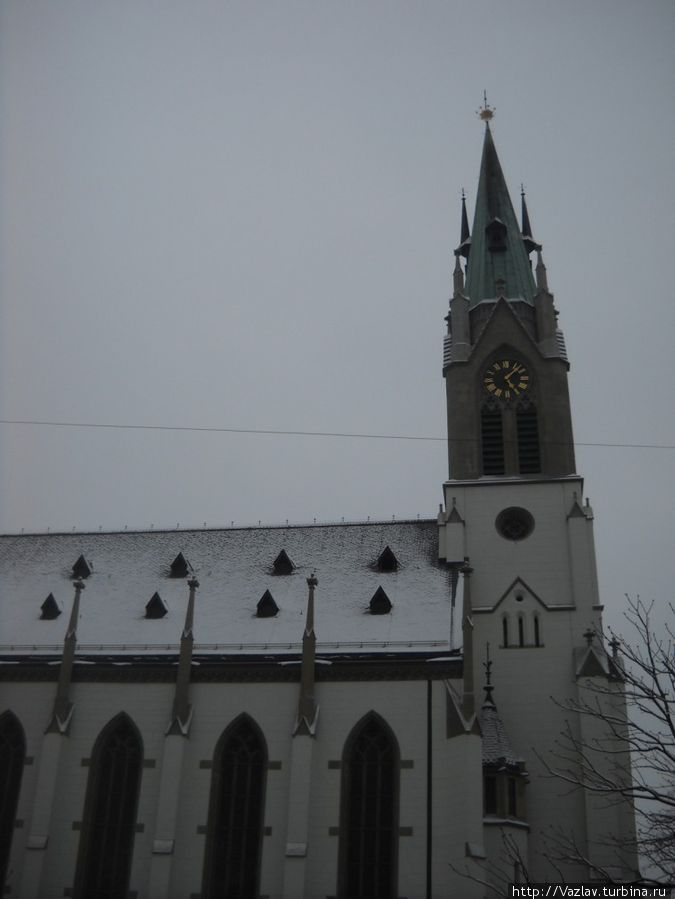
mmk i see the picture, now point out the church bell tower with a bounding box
[438,103,638,882]
[443,105,575,482]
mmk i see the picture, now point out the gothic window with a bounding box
[534,614,541,647]
[0,712,25,894]
[484,774,498,815]
[74,713,143,899]
[518,616,525,647]
[202,715,267,899]
[338,713,399,899]
[516,404,541,473]
[508,777,518,816]
[502,616,509,647]
[481,404,505,475]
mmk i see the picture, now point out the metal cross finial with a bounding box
[483,642,492,684]
[478,91,495,122]
[483,642,495,704]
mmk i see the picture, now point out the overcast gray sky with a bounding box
[1,0,674,629]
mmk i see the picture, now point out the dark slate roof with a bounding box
[0,521,453,657]
[479,701,524,768]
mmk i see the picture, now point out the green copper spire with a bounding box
[464,124,536,306]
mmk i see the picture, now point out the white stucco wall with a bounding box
[1,673,489,899]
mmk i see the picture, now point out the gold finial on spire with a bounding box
[477,90,495,122]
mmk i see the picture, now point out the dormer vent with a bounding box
[169,552,191,578]
[72,555,92,579]
[369,586,392,615]
[257,589,279,618]
[272,549,294,575]
[377,546,399,572]
[40,593,61,620]
[145,592,168,619]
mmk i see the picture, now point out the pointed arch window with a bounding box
[74,714,143,899]
[484,773,498,815]
[516,403,541,473]
[202,715,267,899]
[0,712,25,893]
[481,403,505,475]
[338,713,399,899]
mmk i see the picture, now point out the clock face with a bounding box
[483,359,530,399]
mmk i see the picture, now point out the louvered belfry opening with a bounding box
[202,715,267,899]
[481,403,505,475]
[0,712,25,894]
[338,714,399,899]
[516,403,541,473]
[74,714,143,899]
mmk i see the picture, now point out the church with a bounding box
[0,109,638,898]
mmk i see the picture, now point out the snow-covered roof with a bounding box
[0,520,456,657]
[479,700,524,769]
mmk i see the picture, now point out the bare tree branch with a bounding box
[542,597,675,881]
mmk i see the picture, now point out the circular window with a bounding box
[496,507,535,541]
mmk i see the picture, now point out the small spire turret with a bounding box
[453,252,464,293]
[521,185,541,255]
[46,579,85,734]
[535,249,549,292]
[461,560,475,718]
[294,573,319,736]
[456,190,471,260]
[167,576,199,736]
[482,642,495,707]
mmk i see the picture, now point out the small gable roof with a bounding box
[479,702,524,769]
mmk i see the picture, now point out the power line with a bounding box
[1,418,674,451]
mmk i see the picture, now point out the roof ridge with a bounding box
[0,517,436,539]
